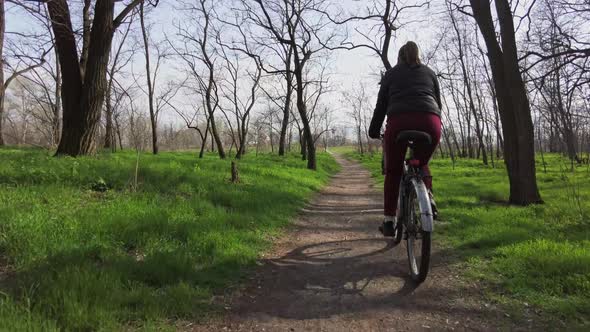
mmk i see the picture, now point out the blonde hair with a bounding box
[398,41,421,65]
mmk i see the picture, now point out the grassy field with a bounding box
[339,147,590,328]
[0,147,339,331]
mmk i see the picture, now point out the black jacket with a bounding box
[368,63,442,139]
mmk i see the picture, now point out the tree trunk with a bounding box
[357,124,364,154]
[236,131,246,159]
[278,49,293,156]
[278,82,292,156]
[0,0,5,146]
[231,161,239,183]
[51,0,115,156]
[269,116,274,153]
[53,57,62,147]
[115,114,123,150]
[104,98,114,150]
[554,67,578,164]
[288,123,293,152]
[480,45,504,159]
[306,133,316,169]
[209,114,224,157]
[300,129,306,160]
[470,0,542,205]
[79,0,92,80]
[199,116,210,158]
[49,0,141,156]
[294,66,316,169]
[140,2,158,155]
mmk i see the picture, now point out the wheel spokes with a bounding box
[407,191,423,275]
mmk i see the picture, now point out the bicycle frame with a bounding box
[383,136,434,282]
[398,154,434,232]
[382,137,434,232]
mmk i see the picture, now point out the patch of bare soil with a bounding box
[188,155,537,331]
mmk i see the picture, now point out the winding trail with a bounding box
[191,155,530,331]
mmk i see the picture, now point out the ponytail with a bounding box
[398,41,421,65]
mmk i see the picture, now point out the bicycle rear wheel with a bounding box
[392,220,403,245]
[405,181,431,283]
[392,187,403,245]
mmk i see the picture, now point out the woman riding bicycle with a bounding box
[368,41,442,237]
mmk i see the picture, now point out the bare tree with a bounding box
[139,1,160,154]
[171,0,225,158]
[105,7,136,151]
[222,4,296,157]
[521,0,590,73]
[322,0,431,71]
[17,66,60,146]
[217,41,262,159]
[525,0,589,165]
[0,0,49,146]
[244,0,342,170]
[170,96,211,158]
[342,83,371,154]
[447,2,488,164]
[469,0,542,205]
[41,0,155,156]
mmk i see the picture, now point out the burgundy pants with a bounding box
[383,112,442,216]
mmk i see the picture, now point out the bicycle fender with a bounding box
[410,178,434,232]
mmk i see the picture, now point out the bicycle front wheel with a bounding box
[405,180,432,283]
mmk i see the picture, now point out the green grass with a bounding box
[342,148,590,327]
[0,147,339,331]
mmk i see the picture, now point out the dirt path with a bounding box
[191,155,528,331]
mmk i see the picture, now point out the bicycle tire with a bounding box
[405,180,432,283]
[393,221,403,245]
[392,185,404,245]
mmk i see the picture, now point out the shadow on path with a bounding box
[193,154,524,331]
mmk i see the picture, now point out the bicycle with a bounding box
[383,130,435,283]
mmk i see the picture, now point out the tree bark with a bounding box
[300,131,307,160]
[278,47,293,156]
[278,80,292,156]
[49,0,84,155]
[231,161,239,183]
[470,0,542,205]
[115,114,123,150]
[199,1,225,158]
[0,0,5,146]
[292,49,315,169]
[199,116,210,158]
[251,0,319,169]
[80,0,92,80]
[53,56,62,147]
[288,122,293,151]
[49,0,142,156]
[104,97,114,151]
[294,70,315,168]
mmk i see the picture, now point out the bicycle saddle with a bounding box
[395,130,432,145]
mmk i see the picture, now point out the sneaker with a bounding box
[379,220,395,237]
[429,191,438,220]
